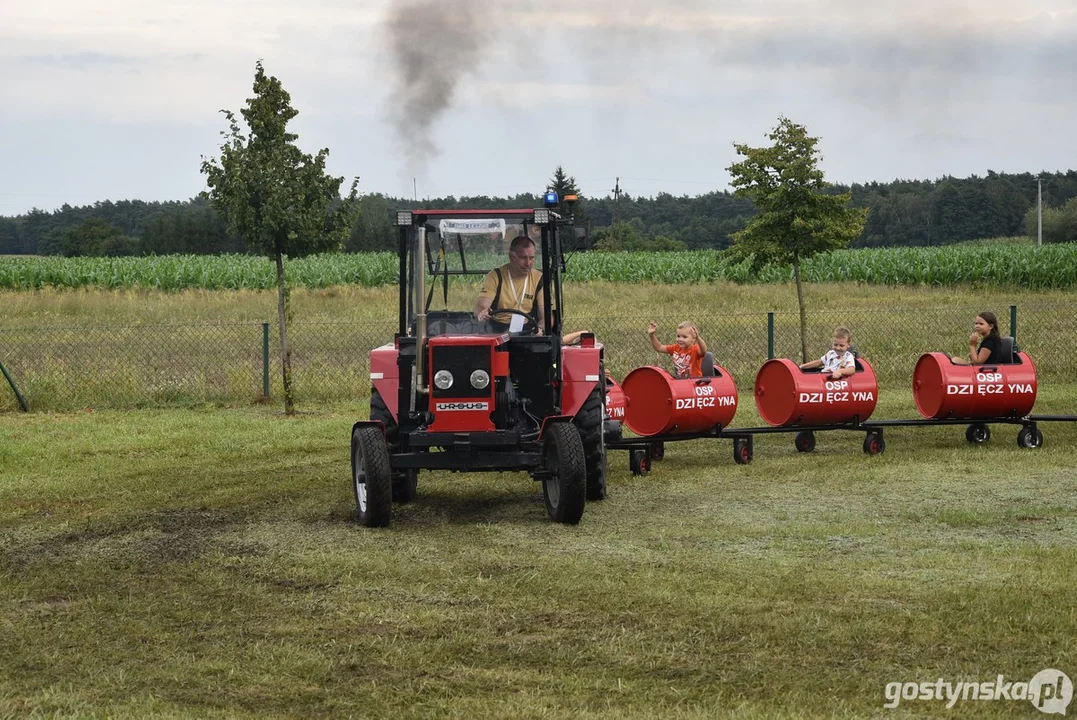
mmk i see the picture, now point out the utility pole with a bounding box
[611,177,622,225]
[413,177,417,202]
[1037,176,1043,247]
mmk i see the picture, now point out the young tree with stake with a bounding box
[201,61,358,414]
[727,116,866,363]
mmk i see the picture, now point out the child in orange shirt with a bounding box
[647,321,708,378]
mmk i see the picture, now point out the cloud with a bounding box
[20,52,153,69]
[2,0,1075,211]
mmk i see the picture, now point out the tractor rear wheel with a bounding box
[542,423,586,525]
[352,426,392,528]
[574,384,607,501]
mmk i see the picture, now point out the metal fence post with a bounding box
[0,359,29,412]
[1010,304,1017,341]
[767,312,775,360]
[262,322,270,398]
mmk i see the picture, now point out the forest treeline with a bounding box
[2,171,1077,257]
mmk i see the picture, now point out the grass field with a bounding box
[2,385,1077,717]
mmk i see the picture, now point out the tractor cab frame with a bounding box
[351,201,607,526]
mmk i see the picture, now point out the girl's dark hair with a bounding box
[978,311,1001,340]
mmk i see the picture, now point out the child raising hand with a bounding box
[648,321,708,379]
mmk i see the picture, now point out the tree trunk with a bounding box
[275,251,295,415]
[793,255,809,364]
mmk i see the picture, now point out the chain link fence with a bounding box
[3,303,1076,412]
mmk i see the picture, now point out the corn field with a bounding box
[3,244,1077,290]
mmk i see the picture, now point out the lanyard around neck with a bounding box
[506,270,529,308]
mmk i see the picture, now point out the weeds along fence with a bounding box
[2,303,1076,412]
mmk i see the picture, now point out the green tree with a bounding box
[548,165,580,199]
[348,193,393,252]
[592,219,645,251]
[201,61,358,414]
[60,218,139,257]
[547,165,588,231]
[1023,197,1077,244]
[728,116,866,362]
[0,218,18,254]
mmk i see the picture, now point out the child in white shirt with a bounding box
[800,326,856,379]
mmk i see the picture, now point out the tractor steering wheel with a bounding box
[493,309,539,335]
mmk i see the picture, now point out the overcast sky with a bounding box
[1,0,1074,215]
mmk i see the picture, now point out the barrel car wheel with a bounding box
[794,430,816,453]
[965,423,990,444]
[630,448,650,476]
[863,431,885,455]
[733,437,752,465]
[1017,426,1044,449]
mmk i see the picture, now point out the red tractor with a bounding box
[351,197,608,526]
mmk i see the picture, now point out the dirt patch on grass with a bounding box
[0,507,256,571]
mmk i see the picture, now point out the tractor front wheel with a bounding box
[352,426,392,528]
[542,423,587,525]
[372,388,418,503]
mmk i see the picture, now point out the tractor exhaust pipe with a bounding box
[413,225,428,410]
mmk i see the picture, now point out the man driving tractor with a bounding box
[473,234,545,334]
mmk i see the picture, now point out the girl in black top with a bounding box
[951,311,1003,365]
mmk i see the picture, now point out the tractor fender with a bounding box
[538,415,574,439]
[352,419,386,437]
[560,344,604,419]
[370,344,401,421]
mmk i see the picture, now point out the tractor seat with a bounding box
[701,352,716,377]
[996,336,1020,364]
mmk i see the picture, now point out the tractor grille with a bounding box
[430,346,492,399]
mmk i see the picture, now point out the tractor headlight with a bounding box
[470,369,490,390]
[533,208,550,225]
[395,210,413,227]
[433,369,454,390]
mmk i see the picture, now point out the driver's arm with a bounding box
[474,296,493,321]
